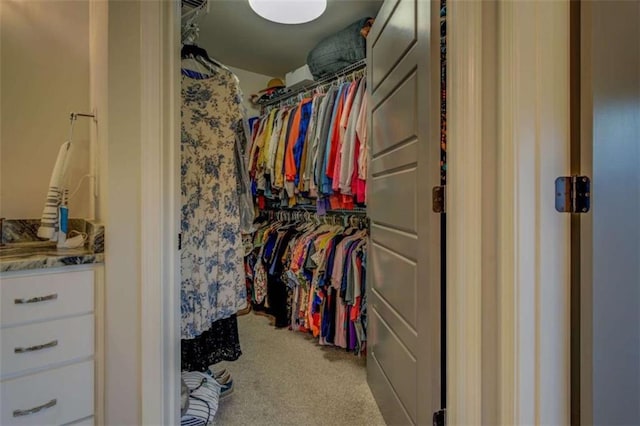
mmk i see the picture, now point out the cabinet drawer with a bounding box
[1,270,94,327]
[1,360,94,426]
[1,314,94,378]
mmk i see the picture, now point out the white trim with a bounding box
[94,265,105,426]
[140,1,164,423]
[446,0,484,424]
[450,0,571,424]
[497,1,572,424]
[140,1,180,424]
[162,0,182,423]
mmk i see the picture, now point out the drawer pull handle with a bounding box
[13,398,57,417]
[14,293,58,304]
[14,339,58,353]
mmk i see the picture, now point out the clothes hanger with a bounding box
[181,43,209,60]
[181,42,233,76]
[181,44,219,77]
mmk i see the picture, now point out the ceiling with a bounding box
[194,0,383,77]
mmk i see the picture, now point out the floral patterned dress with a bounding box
[180,70,247,341]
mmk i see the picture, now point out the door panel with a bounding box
[368,353,414,425]
[370,139,418,177]
[371,0,417,90]
[369,289,418,355]
[370,223,418,261]
[367,0,442,424]
[370,309,418,420]
[369,169,417,232]
[371,243,417,328]
[372,72,418,155]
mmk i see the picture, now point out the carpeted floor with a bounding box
[213,312,386,426]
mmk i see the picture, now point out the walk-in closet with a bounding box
[178,1,446,424]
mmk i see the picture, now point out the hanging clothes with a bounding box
[180,59,249,370]
[245,212,368,355]
[248,76,369,214]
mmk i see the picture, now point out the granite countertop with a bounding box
[0,219,104,273]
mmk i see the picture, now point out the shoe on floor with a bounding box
[206,367,228,382]
[219,379,234,400]
[214,371,231,385]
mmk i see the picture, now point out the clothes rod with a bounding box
[260,59,367,109]
[260,205,368,215]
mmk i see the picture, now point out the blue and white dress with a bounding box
[181,68,248,341]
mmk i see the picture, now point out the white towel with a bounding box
[37,142,72,240]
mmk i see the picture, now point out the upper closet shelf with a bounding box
[258,59,367,110]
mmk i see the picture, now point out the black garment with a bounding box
[327,287,337,344]
[267,228,297,328]
[181,315,241,372]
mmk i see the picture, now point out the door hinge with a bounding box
[433,186,446,213]
[433,409,446,426]
[555,176,591,213]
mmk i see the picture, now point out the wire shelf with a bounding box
[258,59,367,111]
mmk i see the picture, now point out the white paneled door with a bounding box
[366,0,443,424]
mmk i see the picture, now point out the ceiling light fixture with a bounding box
[248,0,327,25]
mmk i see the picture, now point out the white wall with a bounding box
[227,66,275,118]
[0,0,91,219]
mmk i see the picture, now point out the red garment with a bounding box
[340,195,355,210]
[350,256,363,321]
[326,90,347,179]
[351,137,367,203]
[332,82,358,191]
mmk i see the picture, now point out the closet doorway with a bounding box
[177,0,444,425]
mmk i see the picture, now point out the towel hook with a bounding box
[67,112,97,143]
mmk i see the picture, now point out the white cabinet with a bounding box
[0,267,101,426]
[1,361,94,426]
[1,269,94,327]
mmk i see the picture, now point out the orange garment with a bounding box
[285,106,303,182]
[274,109,292,188]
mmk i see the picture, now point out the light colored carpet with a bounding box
[213,312,386,426]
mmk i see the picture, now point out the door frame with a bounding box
[447,0,572,424]
[137,0,572,424]
[139,0,181,424]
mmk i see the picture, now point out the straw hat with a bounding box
[260,78,285,93]
[250,77,288,105]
